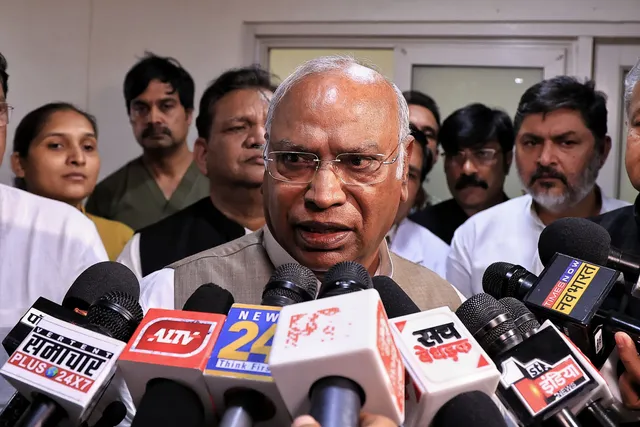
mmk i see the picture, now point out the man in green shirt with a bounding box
[86,52,208,230]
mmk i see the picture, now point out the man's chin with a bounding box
[288,247,353,275]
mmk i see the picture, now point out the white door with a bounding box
[394,41,570,203]
[594,43,640,203]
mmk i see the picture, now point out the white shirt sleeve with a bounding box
[117,233,143,280]
[446,227,475,299]
[139,268,176,312]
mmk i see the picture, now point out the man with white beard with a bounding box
[446,76,629,297]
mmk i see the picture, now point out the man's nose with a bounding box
[538,141,557,166]
[245,124,266,149]
[462,157,478,175]
[304,165,347,210]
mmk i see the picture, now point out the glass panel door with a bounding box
[395,41,569,202]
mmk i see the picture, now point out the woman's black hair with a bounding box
[13,102,98,188]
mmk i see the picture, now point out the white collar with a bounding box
[525,185,612,229]
[261,225,394,278]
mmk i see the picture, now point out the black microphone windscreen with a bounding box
[372,275,420,318]
[456,293,519,352]
[433,391,508,427]
[86,291,144,342]
[182,283,235,314]
[63,261,140,311]
[266,263,318,301]
[538,217,610,267]
[130,378,204,427]
[499,297,540,336]
[318,261,373,298]
[482,262,514,298]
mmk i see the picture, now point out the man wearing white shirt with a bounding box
[387,124,449,278]
[0,53,108,410]
[117,66,276,278]
[447,76,629,298]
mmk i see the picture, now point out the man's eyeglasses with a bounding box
[264,144,402,186]
[443,148,500,166]
[0,102,14,127]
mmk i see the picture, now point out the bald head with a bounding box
[266,56,410,152]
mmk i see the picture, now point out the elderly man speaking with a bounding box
[138,56,461,311]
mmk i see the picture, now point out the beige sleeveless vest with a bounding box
[169,230,461,311]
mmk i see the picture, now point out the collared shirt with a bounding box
[0,184,108,411]
[410,193,509,245]
[446,190,630,298]
[86,157,209,231]
[388,218,450,279]
[117,197,247,279]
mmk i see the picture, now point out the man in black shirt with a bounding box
[590,60,640,416]
[117,66,277,277]
[410,103,514,244]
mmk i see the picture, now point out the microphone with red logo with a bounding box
[203,263,317,427]
[269,261,406,427]
[497,297,618,427]
[455,293,613,426]
[387,302,500,427]
[119,283,233,427]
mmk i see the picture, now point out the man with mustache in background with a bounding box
[446,77,629,297]
[86,52,208,230]
[411,103,514,244]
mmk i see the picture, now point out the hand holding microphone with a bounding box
[615,331,640,410]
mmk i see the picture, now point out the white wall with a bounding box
[1,0,640,184]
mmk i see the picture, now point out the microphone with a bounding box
[120,283,233,427]
[372,276,420,318]
[63,262,140,315]
[432,390,508,427]
[483,262,538,301]
[498,300,618,427]
[204,263,317,427]
[270,261,406,427]
[539,217,640,282]
[482,259,627,367]
[387,304,500,427]
[0,293,141,426]
[456,294,606,426]
[317,260,373,298]
[88,400,127,427]
[498,298,540,338]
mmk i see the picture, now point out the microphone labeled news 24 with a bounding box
[269,288,405,425]
[204,303,290,426]
[523,253,618,363]
[0,316,125,423]
[388,306,500,427]
[118,308,226,425]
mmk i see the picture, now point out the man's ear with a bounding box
[10,152,26,178]
[400,138,414,203]
[601,136,612,168]
[193,137,209,177]
[185,108,194,127]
